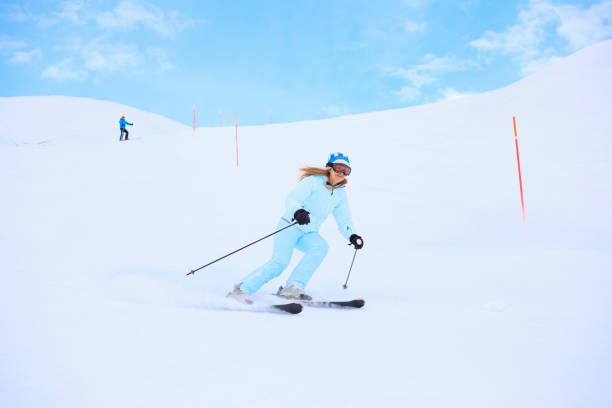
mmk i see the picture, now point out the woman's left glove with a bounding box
[349,234,364,250]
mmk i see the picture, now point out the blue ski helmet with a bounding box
[326,152,350,167]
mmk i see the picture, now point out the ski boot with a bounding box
[227,282,253,305]
[277,284,312,301]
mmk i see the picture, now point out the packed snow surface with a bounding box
[1,40,611,407]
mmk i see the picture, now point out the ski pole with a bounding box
[342,248,358,289]
[187,221,298,276]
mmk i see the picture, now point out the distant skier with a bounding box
[228,152,364,303]
[119,115,133,141]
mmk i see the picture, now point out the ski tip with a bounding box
[274,303,303,314]
[351,299,365,308]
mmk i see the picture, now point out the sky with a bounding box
[1,0,612,126]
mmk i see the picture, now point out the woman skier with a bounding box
[228,152,364,303]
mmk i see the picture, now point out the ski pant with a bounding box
[240,218,328,294]
[120,128,129,140]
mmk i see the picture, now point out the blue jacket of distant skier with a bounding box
[282,175,355,240]
[119,118,132,129]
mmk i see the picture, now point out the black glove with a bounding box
[349,234,364,249]
[293,209,310,225]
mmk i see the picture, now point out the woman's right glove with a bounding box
[293,209,310,225]
[349,234,364,249]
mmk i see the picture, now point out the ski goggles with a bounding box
[329,163,351,176]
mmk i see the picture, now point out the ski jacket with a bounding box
[119,118,133,129]
[283,175,355,240]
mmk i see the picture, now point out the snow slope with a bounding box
[0,95,188,147]
[1,40,611,408]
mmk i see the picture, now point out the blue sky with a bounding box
[1,0,611,126]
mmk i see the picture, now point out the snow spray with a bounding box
[513,116,526,225]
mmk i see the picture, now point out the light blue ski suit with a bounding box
[241,175,356,294]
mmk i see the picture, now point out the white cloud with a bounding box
[1,4,30,21]
[0,36,33,63]
[391,67,435,88]
[54,1,85,23]
[0,37,27,52]
[403,19,426,33]
[420,54,478,72]
[147,47,174,73]
[41,38,175,80]
[82,44,140,73]
[4,2,188,79]
[470,0,612,75]
[390,55,478,87]
[470,1,556,59]
[14,0,197,35]
[94,0,197,36]
[388,55,478,103]
[28,0,86,26]
[395,86,421,102]
[440,88,473,102]
[41,58,87,81]
[9,49,42,64]
[402,0,431,7]
[459,1,476,13]
[555,1,612,50]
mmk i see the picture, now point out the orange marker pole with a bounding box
[513,116,526,225]
[235,114,239,167]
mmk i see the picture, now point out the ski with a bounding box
[298,299,365,309]
[271,302,303,314]
[225,286,303,314]
[240,302,302,314]
[226,298,303,314]
[274,287,364,309]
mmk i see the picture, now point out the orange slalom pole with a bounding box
[235,114,239,167]
[513,116,525,225]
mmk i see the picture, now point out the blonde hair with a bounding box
[299,166,348,188]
